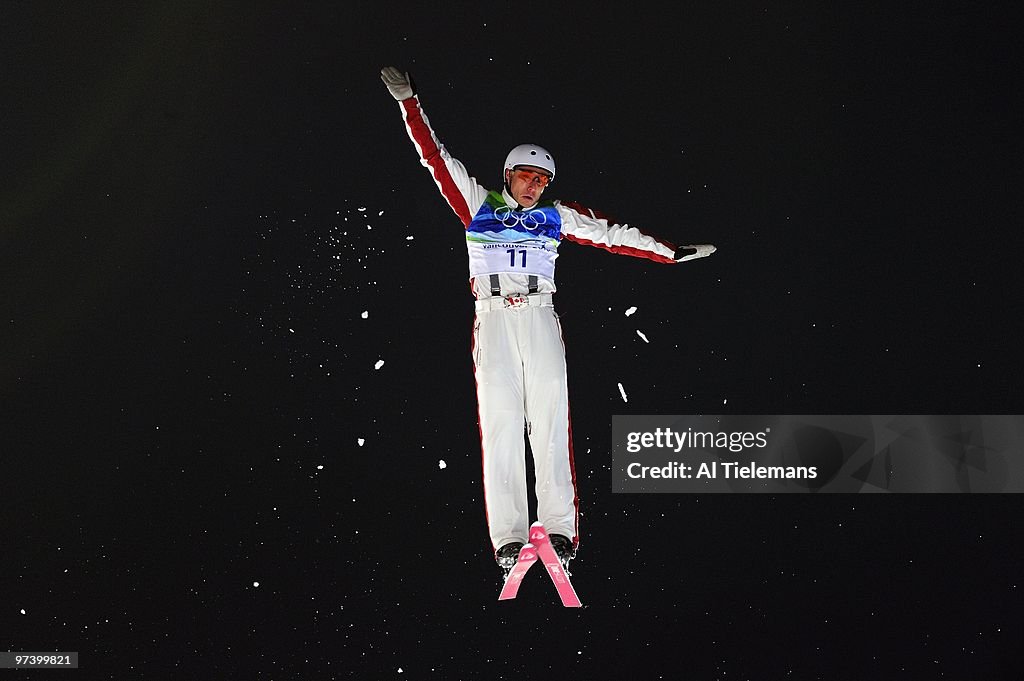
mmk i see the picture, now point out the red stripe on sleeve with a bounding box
[401,98,473,227]
[562,233,678,263]
[561,200,678,264]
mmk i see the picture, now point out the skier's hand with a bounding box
[674,244,716,262]
[381,66,414,101]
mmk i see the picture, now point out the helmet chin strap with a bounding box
[503,169,524,210]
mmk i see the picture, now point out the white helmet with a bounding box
[504,144,555,180]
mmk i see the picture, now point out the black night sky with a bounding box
[3,3,1023,679]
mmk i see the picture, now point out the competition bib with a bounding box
[465,192,562,281]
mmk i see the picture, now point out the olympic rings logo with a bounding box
[494,206,548,231]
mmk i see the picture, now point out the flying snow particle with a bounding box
[636,330,649,343]
[289,328,295,333]
[406,235,414,240]
[253,582,260,588]
[723,398,728,405]
[378,210,384,216]
[374,360,384,370]
[625,306,637,316]
[617,382,628,402]
[361,311,369,319]
[20,609,26,615]
[439,460,447,470]
[358,207,366,212]
[317,465,324,470]
[357,438,365,447]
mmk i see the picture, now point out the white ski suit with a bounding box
[395,94,679,555]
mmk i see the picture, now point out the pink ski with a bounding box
[530,522,582,608]
[497,543,538,601]
[496,523,582,607]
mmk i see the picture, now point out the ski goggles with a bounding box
[512,168,552,187]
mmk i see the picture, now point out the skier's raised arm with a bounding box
[557,199,716,264]
[380,66,488,227]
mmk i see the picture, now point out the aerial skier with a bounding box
[381,66,716,579]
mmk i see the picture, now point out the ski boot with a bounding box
[549,534,575,573]
[496,541,524,580]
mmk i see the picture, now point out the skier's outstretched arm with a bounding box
[380,66,488,228]
[557,200,716,264]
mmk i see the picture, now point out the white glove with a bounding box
[674,244,716,262]
[380,66,414,101]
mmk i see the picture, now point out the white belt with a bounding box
[475,292,554,312]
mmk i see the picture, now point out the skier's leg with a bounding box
[523,307,579,548]
[473,310,529,551]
